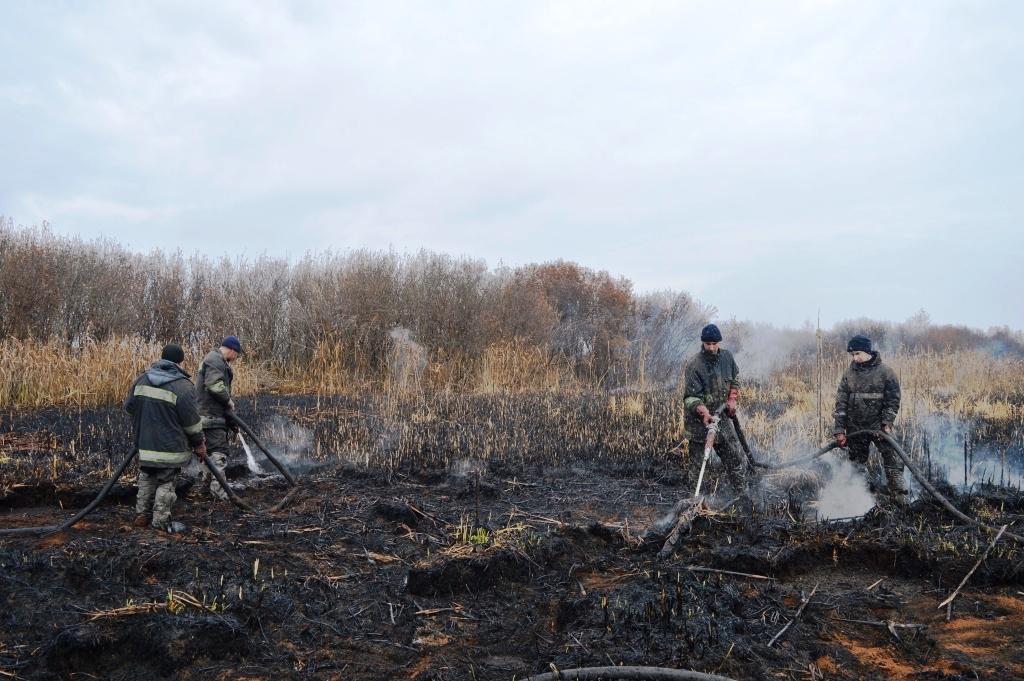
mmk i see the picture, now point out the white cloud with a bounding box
[1,1,1022,328]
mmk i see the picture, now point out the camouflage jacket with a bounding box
[833,352,900,434]
[124,360,204,468]
[196,349,233,427]
[682,348,740,441]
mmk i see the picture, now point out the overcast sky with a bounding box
[2,1,1021,330]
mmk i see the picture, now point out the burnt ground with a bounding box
[2,398,1024,680]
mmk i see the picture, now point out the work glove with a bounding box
[834,432,847,448]
[695,404,714,427]
[726,387,739,417]
[193,440,207,463]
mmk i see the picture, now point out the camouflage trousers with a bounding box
[201,427,231,500]
[689,417,748,494]
[846,432,908,502]
[137,466,179,527]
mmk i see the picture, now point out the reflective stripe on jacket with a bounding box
[833,351,901,433]
[196,349,233,423]
[124,360,204,469]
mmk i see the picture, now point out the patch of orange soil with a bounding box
[814,655,838,673]
[928,594,1024,675]
[831,633,920,679]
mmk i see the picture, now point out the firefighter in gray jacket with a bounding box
[196,335,243,500]
[682,324,747,496]
[833,334,908,507]
[125,344,206,532]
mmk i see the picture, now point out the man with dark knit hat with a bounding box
[832,334,908,507]
[124,344,206,533]
[681,323,748,497]
[196,336,243,501]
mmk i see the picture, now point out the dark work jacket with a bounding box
[196,349,233,428]
[833,352,901,434]
[124,360,204,468]
[682,348,740,441]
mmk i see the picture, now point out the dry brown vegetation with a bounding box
[4,223,1024,681]
[2,218,1023,473]
[2,220,709,390]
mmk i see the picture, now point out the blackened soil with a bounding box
[3,401,1024,680]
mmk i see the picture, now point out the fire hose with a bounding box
[1,415,300,537]
[226,412,296,486]
[0,448,141,537]
[735,416,1024,545]
[524,666,736,681]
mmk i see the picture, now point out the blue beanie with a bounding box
[847,335,872,353]
[221,335,244,354]
[700,324,723,342]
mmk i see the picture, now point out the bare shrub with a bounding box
[630,290,715,388]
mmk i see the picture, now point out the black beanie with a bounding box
[847,335,872,353]
[161,343,185,364]
[700,324,723,342]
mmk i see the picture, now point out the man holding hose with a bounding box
[682,324,749,500]
[833,334,908,508]
[197,336,243,500]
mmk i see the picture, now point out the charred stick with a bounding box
[684,566,774,581]
[832,617,925,630]
[938,524,1008,610]
[768,582,819,648]
[268,486,301,514]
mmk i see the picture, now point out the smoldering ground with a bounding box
[4,395,1024,679]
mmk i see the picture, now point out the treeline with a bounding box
[0,220,712,387]
[2,219,1021,391]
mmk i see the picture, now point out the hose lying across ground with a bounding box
[0,449,140,537]
[524,667,736,681]
[748,428,1024,544]
[1,416,1017,543]
[0,414,300,537]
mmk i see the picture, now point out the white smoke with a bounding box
[389,326,428,391]
[912,413,1024,490]
[814,456,875,519]
[721,320,817,381]
[449,457,487,479]
[253,415,323,475]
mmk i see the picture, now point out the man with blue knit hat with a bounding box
[681,323,749,498]
[196,336,244,500]
[833,334,907,507]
